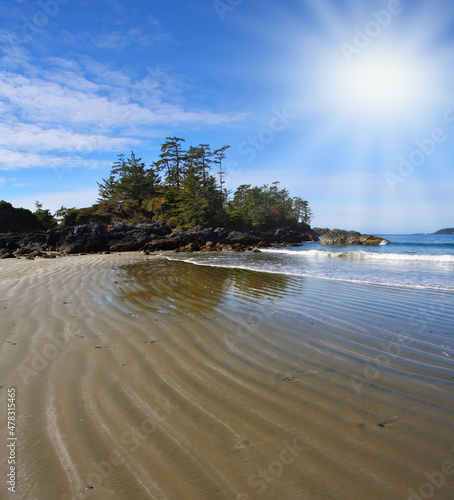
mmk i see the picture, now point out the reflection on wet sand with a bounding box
[0,253,453,500]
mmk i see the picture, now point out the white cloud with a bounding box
[0,66,245,130]
[8,189,100,213]
[0,53,246,171]
[0,149,109,171]
[0,123,136,154]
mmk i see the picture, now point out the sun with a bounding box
[324,46,434,127]
[287,0,452,157]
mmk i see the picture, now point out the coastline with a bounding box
[1,253,453,499]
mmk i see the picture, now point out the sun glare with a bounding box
[331,49,431,124]
[289,0,452,159]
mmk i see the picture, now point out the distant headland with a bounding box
[433,228,454,235]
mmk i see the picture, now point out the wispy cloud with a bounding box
[0,123,135,153]
[0,48,246,171]
[0,148,109,171]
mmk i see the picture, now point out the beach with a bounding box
[1,253,453,500]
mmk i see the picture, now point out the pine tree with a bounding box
[97,152,160,206]
[155,137,186,189]
[213,145,230,207]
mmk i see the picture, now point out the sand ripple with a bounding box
[1,253,453,499]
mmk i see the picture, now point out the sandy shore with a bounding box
[1,253,453,500]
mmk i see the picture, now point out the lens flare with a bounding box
[316,44,440,130]
[288,0,454,158]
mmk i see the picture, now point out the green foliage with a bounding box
[61,206,113,226]
[98,151,159,206]
[0,200,58,232]
[226,182,311,230]
[93,140,313,230]
[0,201,42,232]
[33,201,58,229]
[3,138,314,233]
[155,137,186,190]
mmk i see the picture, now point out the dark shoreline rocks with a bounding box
[0,223,319,258]
[319,229,389,246]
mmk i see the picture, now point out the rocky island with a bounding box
[319,229,389,246]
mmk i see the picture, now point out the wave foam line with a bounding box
[163,256,454,291]
[261,249,454,263]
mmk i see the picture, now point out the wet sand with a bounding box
[1,253,454,500]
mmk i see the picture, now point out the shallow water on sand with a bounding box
[1,254,453,499]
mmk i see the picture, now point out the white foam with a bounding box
[261,248,454,264]
[162,255,454,291]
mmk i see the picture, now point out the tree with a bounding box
[97,151,160,206]
[155,137,186,189]
[33,201,58,229]
[293,197,313,225]
[97,172,118,204]
[227,183,312,230]
[213,145,230,207]
[196,144,213,186]
[90,140,314,230]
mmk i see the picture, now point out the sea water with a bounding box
[166,234,454,290]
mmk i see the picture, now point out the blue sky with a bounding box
[1,0,453,233]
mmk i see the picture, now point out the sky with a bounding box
[0,0,454,233]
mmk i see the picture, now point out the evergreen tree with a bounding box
[213,145,230,207]
[34,201,58,229]
[196,144,212,186]
[227,183,311,230]
[293,197,313,225]
[97,152,159,206]
[156,137,186,189]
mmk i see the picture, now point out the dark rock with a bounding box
[225,231,263,246]
[313,227,331,237]
[47,224,110,254]
[255,240,271,249]
[141,239,181,252]
[0,222,319,255]
[200,241,222,252]
[320,229,389,246]
[6,240,20,251]
[1,252,15,259]
[175,242,200,253]
[213,227,229,240]
[109,241,150,252]
[14,247,32,255]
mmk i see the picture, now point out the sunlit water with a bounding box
[166,234,454,290]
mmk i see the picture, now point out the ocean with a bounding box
[166,234,454,290]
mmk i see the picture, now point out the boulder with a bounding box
[313,227,331,237]
[225,231,263,246]
[320,229,389,246]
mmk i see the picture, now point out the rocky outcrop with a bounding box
[320,229,389,246]
[0,223,318,257]
[312,227,331,237]
[433,228,454,235]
